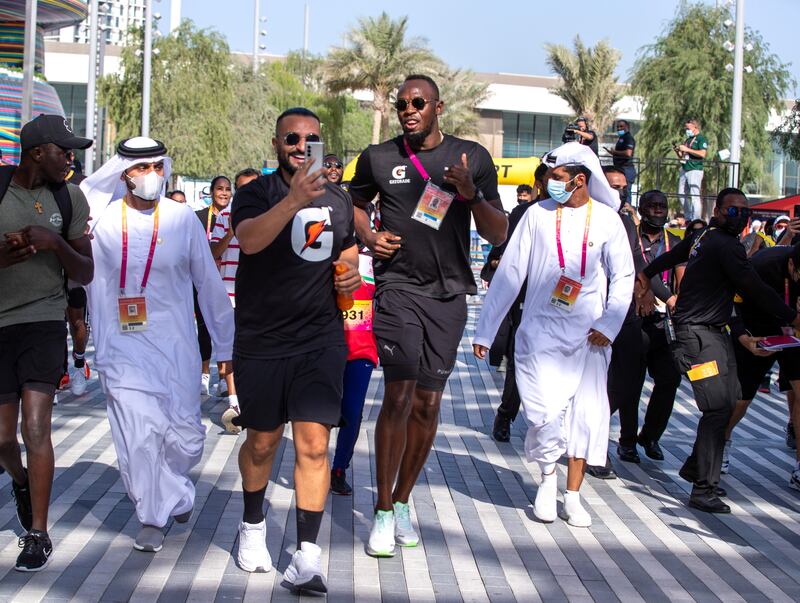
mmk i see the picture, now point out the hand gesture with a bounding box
[285,159,327,211]
[781,218,800,244]
[635,273,656,316]
[677,144,689,153]
[368,231,402,260]
[0,236,35,268]
[737,334,774,357]
[473,343,489,359]
[332,260,361,295]
[21,225,61,252]
[588,329,611,347]
[443,153,476,200]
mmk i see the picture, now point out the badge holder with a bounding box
[411,182,455,230]
[118,201,159,333]
[118,295,148,332]
[548,202,592,313]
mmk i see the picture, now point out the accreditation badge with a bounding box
[411,181,455,230]
[549,275,582,312]
[343,299,373,331]
[118,296,147,332]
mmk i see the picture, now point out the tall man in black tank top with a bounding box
[349,75,508,557]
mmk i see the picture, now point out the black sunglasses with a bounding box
[282,132,321,146]
[323,161,343,169]
[725,206,753,218]
[394,97,438,112]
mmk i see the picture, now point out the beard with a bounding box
[277,149,298,176]
[404,122,433,149]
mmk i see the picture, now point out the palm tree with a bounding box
[324,13,440,144]
[545,36,622,134]
[435,67,491,139]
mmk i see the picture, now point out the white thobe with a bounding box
[474,199,633,469]
[86,197,234,527]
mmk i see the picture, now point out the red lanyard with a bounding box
[403,137,431,181]
[556,201,592,280]
[638,228,671,283]
[120,201,160,294]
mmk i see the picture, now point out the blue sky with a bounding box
[163,0,799,95]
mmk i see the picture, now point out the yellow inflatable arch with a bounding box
[342,155,541,186]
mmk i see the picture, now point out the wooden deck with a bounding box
[1,303,800,602]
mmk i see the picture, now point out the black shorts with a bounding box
[0,321,67,404]
[734,337,800,400]
[373,289,467,391]
[67,286,87,310]
[233,346,347,432]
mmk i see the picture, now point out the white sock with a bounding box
[228,394,239,407]
[564,489,581,501]
[539,462,556,475]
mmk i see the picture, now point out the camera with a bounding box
[562,123,581,143]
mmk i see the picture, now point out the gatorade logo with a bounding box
[291,207,333,262]
[390,165,410,185]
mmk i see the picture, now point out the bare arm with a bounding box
[21,226,93,285]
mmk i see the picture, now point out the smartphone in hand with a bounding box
[305,141,324,170]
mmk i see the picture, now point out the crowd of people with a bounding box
[0,74,798,595]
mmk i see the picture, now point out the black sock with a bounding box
[242,485,267,524]
[73,352,85,369]
[296,508,323,545]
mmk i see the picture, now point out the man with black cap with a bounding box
[0,114,94,571]
[80,137,234,553]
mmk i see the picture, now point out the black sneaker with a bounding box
[492,414,511,443]
[12,470,32,532]
[15,530,53,572]
[330,468,352,496]
[787,422,797,450]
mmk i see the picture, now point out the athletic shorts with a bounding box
[0,321,67,404]
[373,289,467,391]
[67,286,87,310]
[233,345,347,432]
[734,337,800,400]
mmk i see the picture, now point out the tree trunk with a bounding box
[371,107,382,145]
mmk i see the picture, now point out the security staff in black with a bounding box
[640,188,800,513]
[633,191,684,460]
[349,74,507,548]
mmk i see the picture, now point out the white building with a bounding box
[47,0,146,46]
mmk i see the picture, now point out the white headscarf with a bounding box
[542,141,621,211]
[80,137,173,230]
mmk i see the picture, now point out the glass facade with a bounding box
[502,112,571,158]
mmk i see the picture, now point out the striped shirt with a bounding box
[210,208,239,306]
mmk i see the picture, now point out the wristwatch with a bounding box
[465,189,485,207]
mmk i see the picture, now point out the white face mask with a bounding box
[128,170,164,201]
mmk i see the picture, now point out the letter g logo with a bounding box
[391,165,406,180]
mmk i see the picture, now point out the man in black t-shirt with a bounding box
[349,74,507,558]
[571,117,599,156]
[230,107,359,593]
[604,120,636,189]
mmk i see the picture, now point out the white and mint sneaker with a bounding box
[366,509,396,557]
[393,501,419,547]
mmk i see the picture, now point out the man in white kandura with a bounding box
[80,137,234,552]
[473,142,634,527]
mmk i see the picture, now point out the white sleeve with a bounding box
[189,212,234,359]
[473,208,534,348]
[592,213,635,341]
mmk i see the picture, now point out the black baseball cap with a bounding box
[20,114,93,151]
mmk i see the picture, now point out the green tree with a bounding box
[545,36,621,133]
[434,67,490,139]
[324,12,440,144]
[99,21,234,178]
[630,2,793,192]
[773,100,800,162]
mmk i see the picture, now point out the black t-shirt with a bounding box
[230,172,356,359]
[644,226,796,328]
[349,134,500,298]
[579,129,599,155]
[613,132,636,168]
[195,206,216,239]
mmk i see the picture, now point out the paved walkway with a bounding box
[2,305,800,602]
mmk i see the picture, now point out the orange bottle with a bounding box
[335,263,354,310]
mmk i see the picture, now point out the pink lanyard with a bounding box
[555,201,592,280]
[638,228,671,283]
[403,137,431,181]
[120,201,159,294]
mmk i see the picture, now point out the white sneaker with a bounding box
[790,465,800,491]
[283,541,327,593]
[393,501,419,546]
[534,470,557,522]
[366,510,396,557]
[237,520,272,572]
[69,366,88,396]
[222,402,241,435]
[560,490,592,527]
[200,373,211,396]
[721,439,732,474]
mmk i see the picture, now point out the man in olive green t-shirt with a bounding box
[676,118,709,221]
[0,115,93,572]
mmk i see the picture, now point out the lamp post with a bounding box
[21,0,38,125]
[142,0,152,137]
[728,0,744,187]
[85,0,99,174]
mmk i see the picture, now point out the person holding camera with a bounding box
[604,120,636,190]
[676,119,709,221]
[567,117,599,155]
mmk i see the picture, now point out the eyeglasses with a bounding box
[323,161,343,169]
[725,206,753,218]
[282,132,321,146]
[394,97,438,112]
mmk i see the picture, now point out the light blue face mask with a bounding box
[616,129,626,137]
[685,128,694,137]
[547,177,577,204]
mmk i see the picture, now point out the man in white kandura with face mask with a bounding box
[80,137,234,552]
